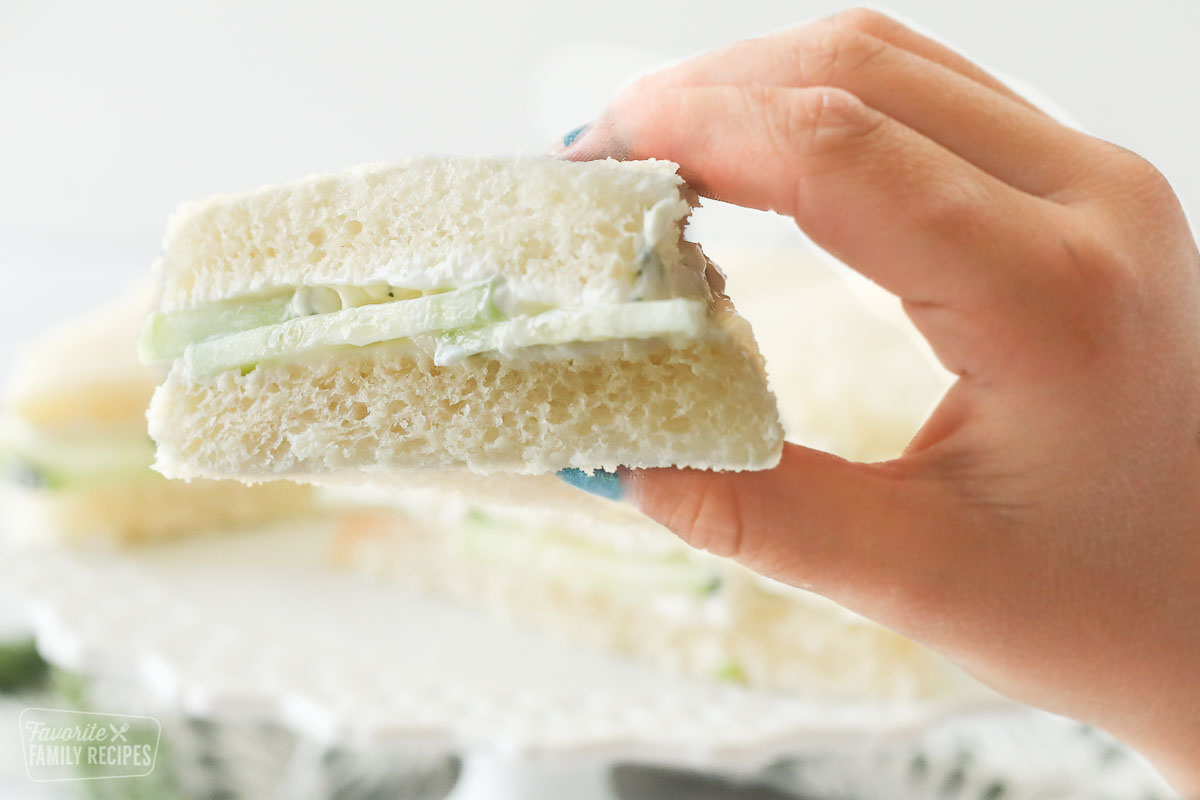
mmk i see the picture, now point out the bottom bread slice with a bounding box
[149,331,784,480]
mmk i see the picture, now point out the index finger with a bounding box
[615,16,1095,200]
[566,84,1079,377]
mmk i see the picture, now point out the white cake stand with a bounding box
[0,522,1008,800]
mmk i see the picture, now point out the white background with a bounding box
[1,0,1197,374]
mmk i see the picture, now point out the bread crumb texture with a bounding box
[149,338,784,478]
[161,157,690,309]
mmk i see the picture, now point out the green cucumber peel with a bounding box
[184,282,498,379]
[139,292,294,364]
[1,432,157,491]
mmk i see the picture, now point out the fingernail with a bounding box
[560,123,590,149]
[557,467,624,501]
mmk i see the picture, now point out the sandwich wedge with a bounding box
[142,157,784,481]
[327,474,979,700]
[0,288,313,547]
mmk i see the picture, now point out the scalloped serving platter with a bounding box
[0,521,1005,772]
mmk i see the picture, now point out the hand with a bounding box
[558,9,1200,794]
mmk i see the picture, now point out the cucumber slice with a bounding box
[1,432,156,491]
[139,293,294,363]
[434,298,706,365]
[184,282,498,378]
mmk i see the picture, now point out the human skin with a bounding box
[556,9,1200,795]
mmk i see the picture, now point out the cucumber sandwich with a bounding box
[328,472,978,699]
[141,157,784,480]
[0,288,312,547]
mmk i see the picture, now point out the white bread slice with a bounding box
[147,157,784,480]
[150,317,779,478]
[5,286,162,434]
[1,287,314,547]
[159,157,695,310]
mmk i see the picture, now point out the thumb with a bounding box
[622,443,957,618]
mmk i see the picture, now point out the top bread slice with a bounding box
[5,286,163,433]
[145,157,784,480]
[160,157,695,311]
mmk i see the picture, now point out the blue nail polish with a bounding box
[557,467,623,501]
[561,124,589,149]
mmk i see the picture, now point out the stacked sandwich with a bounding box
[0,288,312,548]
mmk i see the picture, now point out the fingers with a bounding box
[615,16,1095,199]
[574,84,1077,358]
[831,8,1043,113]
[623,444,959,618]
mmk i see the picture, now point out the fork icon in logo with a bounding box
[109,722,129,742]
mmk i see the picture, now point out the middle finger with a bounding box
[634,19,1102,201]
